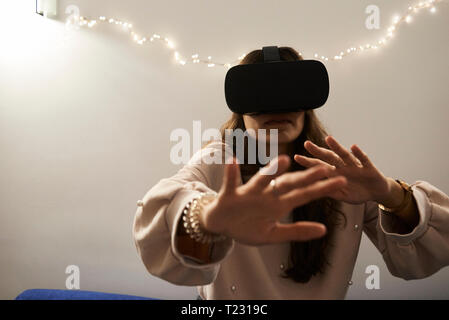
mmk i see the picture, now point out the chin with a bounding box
[266,131,297,144]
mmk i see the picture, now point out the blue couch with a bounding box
[15,289,155,300]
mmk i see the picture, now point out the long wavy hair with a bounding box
[216,47,347,283]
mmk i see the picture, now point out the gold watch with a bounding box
[378,179,413,213]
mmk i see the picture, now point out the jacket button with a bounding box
[348,280,353,285]
[231,285,236,292]
[354,224,359,230]
[280,263,285,270]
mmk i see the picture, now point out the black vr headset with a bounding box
[224,46,330,114]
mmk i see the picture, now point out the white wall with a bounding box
[0,0,448,299]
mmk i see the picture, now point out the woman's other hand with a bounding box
[295,135,391,205]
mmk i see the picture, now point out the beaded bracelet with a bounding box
[182,192,227,244]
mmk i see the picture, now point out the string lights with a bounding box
[70,0,444,68]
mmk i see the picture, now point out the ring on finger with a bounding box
[270,179,279,196]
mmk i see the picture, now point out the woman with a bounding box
[133,47,449,299]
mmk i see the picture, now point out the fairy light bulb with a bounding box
[430,6,436,13]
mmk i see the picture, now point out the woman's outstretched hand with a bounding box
[294,135,391,205]
[199,155,348,246]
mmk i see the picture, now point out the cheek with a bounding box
[242,117,260,131]
[288,115,305,137]
[295,114,305,130]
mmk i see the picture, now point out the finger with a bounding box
[221,157,240,194]
[273,165,335,195]
[280,176,347,209]
[350,144,374,168]
[294,154,334,169]
[245,155,290,193]
[325,135,361,167]
[267,221,327,243]
[304,140,345,167]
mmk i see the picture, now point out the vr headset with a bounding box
[224,46,330,114]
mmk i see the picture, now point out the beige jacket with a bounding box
[132,141,449,299]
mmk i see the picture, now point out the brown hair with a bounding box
[217,47,346,283]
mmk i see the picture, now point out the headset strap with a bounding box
[262,46,281,62]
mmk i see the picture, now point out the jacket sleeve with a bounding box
[363,180,449,280]
[132,142,235,286]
